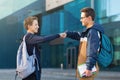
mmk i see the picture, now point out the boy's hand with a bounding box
[59,33,67,38]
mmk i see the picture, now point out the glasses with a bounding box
[81,17,87,19]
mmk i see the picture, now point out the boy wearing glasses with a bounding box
[62,7,104,80]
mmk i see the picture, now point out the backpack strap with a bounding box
[97,31,102,53]
[15,73,18,80]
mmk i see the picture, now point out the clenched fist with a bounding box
[59,33,67,38]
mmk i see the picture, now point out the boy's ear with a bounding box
[28,25,31,29]
[88,16,92,20]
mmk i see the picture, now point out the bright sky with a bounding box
[0,0,37,20]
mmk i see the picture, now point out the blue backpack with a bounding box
[15,36,36,79]
[97,32,113,67]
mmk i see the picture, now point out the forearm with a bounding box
[86,30,99,70]
[27,34,60,44]
[66,31,81,40]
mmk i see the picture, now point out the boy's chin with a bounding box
[34,31,38,34]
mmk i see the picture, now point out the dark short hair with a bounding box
[81,7,95,21]
[24,16,38,30]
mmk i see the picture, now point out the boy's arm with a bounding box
[66,31,81,40]
[26,34,60,44]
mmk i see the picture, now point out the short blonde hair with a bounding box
[24,16,38,30]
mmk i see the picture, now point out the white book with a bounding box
[77,63,97,77]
